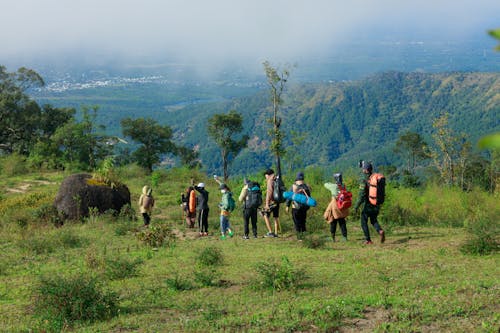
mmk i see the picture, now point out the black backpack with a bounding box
[272,176,287,203]
[246,182,263,209]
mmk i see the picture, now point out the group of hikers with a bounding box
[138,161,386,245]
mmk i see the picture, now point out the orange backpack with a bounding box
[368,173,386,205]
[188,189,196,213]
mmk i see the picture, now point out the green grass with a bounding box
[0,167,498,332]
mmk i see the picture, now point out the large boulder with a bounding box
[54,173,131,221]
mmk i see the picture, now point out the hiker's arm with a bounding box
[238,185,247,202]
[354,176,367,211]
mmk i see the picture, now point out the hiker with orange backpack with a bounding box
[354,161,386,245]
[323,173,351,242]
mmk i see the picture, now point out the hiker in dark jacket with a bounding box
[286,172,311,239]
[354,162,385,244]
[194,182,210,236]
[238,178,259,239]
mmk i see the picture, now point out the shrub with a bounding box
[33,203,62,226]
[0,153,29,176]
[19,235,56,255]
[196,246,224,267]
[165,273,195,291]
[137,223,176,248]
[33,274,118,328]
[194,268,221,287]
[302,233,327,249]
[460,218,499,255]
[104,256,143,280]
[57,229,87,248]
[255,256,307,291]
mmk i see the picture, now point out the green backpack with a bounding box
[226,192,236,212]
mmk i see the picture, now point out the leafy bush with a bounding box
[0,153,29,176]
[33,203,63,226]
[301,233,327,249]
[194,268,221,287]
[57,229,87,248]
[33,274,118,328]
[196,246,224,267]
[460,215,499,256]
[255,256,307,291]
[136,223,176,248]
[165,273,195,291]
[104,256,143,280]
[19,235,56,255]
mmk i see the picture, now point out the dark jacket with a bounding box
[194,186,209,210]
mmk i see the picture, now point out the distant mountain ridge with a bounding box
[173,71,499,174]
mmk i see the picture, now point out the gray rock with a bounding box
[54,173,131,221]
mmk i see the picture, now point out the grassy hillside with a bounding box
[0,166,498,332]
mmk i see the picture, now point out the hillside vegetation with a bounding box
[0,165,498,332]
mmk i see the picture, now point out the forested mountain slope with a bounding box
[172,71,499,174]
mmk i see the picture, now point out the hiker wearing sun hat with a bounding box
[194,182,210,236]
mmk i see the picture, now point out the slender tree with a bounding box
[393,131,430,174]
[262,61,291,175]
[121,117,176,173]
[207,110,248,180]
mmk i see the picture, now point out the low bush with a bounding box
[194,268,221,287]
[301,233,327,249]
[104,256,143,280]
[196,246,224,267]
[136,223,176,248]
[255,256,307,291]
[165,273,195,291]
[33,274,118,329]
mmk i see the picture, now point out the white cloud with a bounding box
[1,0,498,65]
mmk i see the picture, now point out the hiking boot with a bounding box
[379,230,385,243]
[220,234,226,240]
[265,232,274,238]
[273,233,278,238]
[342,236,348,242]
[228,230,234,237]
[253,234,258,239]
[242,235,249,240]
[364,240,373,245]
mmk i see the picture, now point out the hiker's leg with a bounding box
[292,209,300,232]
[263,212,273,233]
[330,220,337,239]
[361,211,371,241]
[370,212,382,233]
[339,218,347,238]
[243,209,250,236]
[250,208,258,237]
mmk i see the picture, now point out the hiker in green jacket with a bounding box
[354,162,385,245]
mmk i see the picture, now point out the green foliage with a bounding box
[301,233,327,249]
[136,223,176,248]
[165,273,195,291]
[33,274,118,328]
[489,28,500,51]
[0,153,29,176]
[255,256,307,291]
[33,203,62,226]
[194,268,221,287]
[104,256,143,280]
[207,110,249,180]
[196,246,224,267]
[121,117,176,172]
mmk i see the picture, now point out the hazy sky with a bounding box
[1,0,499,67]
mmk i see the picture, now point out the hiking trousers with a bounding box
[198,208,209,233]
[243,208,258,237]
[330,218,347,238]
[292,208,307,233]
[361,205,381,241]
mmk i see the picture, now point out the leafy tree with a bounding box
[489,28,500,51]
[263,61,292,174]
[393,131,430,174]
[121,117,176,172]
[207,110,248,180]
[50,106,112,170]
[177,146,201,169]
[430,113,472,186]
[0,66,44,154]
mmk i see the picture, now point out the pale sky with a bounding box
[1,0,499,66]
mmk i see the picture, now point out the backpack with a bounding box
[293,183,311,211]
[246,182,263,209]
[336,184,352,210]
[227,192,236,212]
[272,176,287,203]
[368,173,386,205]
[188,189,196,213]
